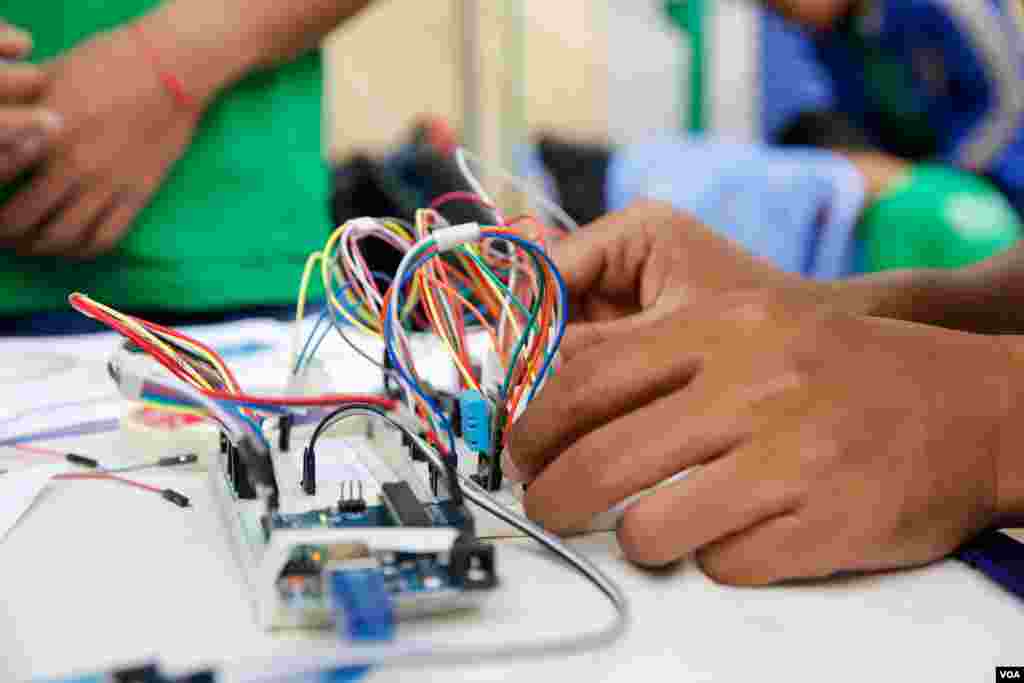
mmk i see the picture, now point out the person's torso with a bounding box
[814,0,1024,211]
[0,0,327,315]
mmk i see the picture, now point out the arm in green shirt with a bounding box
[139,0,374,106]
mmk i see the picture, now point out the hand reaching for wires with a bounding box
[0,26,202,258]
[550,201,837,358]
[507,292,1024,585]
[0,22,62,185]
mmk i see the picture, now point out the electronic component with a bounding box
[40,662,214,683]
[208,427,495,630]
[301,446,316,495]
[160,489,191,508]
[278,414,294,452]
[226,440,257,500]
[338,480,367,514]
[329,566,396,642]
[458,390,491,455]
[450,537,498,589]
[64,453,99,468]
[380,481,433,527]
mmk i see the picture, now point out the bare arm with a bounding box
[137,0,374,105]
[826,244,1024,335]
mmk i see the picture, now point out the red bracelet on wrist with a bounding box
[132,23,197,110]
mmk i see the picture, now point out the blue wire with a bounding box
[234,406,272,450]
[294,310,329,373]
[385,252,458,457]
[478,233,568,404]
[218,400,290,415]
[295,272,395,373]
[384,237,567,456]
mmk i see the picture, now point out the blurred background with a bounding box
[325,0,1023,279]
[325,0,753,165]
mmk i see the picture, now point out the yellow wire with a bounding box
[320,223,380,336]
[82,295,213,391]
[419,267,479,391]
[296,251,323,326]
[138,400,210,418]
[148,328,238,393]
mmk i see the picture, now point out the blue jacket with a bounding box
[768,0,1024,212]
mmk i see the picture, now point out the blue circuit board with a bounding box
[272,505,393,529]
[271,501,469,531]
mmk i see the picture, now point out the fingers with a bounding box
[0,23,33,59]
[695,513,822,586]
[0,64,49,102]
[0,168,79,246]
[551,200,676,308]
[509,318,702,481]
[74,194,141,259]
[522,372,750,533]
[0,110,61,183]
[616,439,805,568]
[19,186,116,256]
[559,308,672,359]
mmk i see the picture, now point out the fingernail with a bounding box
[501,448,525,482]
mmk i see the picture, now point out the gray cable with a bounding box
[225,407,629,682]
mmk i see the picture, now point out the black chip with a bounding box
[380,482,432,527]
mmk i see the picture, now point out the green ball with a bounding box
[859,163,1022,272]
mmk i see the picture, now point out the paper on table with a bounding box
[0,464,67,542]
[0,319,290,447]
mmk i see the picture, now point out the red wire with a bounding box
[139,318,244,393]
[206,390,396,409]
[69,294,398,411]
[54,472,164,494]
[69,294,201,388]
[13,443,61,457]
[429,191,495,211]
[11,442,165,495]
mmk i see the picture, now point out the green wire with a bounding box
[461,248,531,320]
[494,247,546,398]
[400,239,548,401]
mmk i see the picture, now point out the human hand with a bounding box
[553,201,834,356]
[507,292,1024,584]
[0,21,62,184]
[0,26,202,258]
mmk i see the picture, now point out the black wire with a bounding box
[327,307,393,375]
[306,403,465,506]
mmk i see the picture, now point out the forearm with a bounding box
[136,0,373,104]
[826,243,1024,334]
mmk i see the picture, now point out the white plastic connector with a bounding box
[480,348,505,395]
[108,347,155,400]
[285,357,331,398]
[433,222,481,252]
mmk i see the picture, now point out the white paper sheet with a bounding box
[0,464,67,542]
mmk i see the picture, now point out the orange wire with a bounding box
[425,275,501,355]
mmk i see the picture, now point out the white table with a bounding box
[3,321,1023,682]
[3,427,1023,683]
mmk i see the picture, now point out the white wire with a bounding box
[221,408,629,682]
[455,147,580,233]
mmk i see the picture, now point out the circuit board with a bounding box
[208,430,497,631]
[271,499,490,622]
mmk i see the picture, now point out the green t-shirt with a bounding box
[0,1,328,315]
